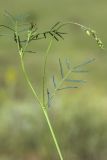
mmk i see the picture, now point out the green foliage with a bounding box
[0,12,104,160]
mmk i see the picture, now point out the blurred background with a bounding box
[0,0,107,159]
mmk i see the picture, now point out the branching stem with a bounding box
[19,51,64,160]
[2,16,102,160]
[14,20,64,159]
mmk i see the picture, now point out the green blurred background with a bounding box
[0,0,107,160]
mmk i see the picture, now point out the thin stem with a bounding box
[20,52,42,106]
[42,39,53,106]
[56,21,88,31]
[43,108,64,160]
[19,51,64,160]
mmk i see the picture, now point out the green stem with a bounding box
[20,52,42,106]
[43,108,64,160]
[56,21,88,31]
[43,39,53,106]
[19,52,63,160]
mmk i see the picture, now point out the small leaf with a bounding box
[49,32,59,41]
[54,31,64,40]
[65,79,86,83]
[14,33,17,43]
[44,32,47,39]
[52,75,57,88]
[57,31,67,35]
[50,22,61,31]
[72,70,88,73]
[73,58,95,70]
[65,58,71,70]
[58,86,78,91]
[59,58,64,78]
[25,50,36,54]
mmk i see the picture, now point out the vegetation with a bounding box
[0,1,106,160]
